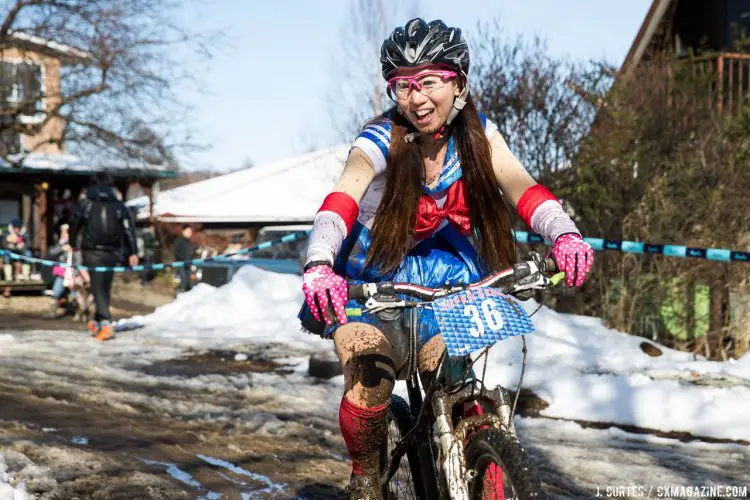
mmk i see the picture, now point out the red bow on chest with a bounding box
[414,179,471,240]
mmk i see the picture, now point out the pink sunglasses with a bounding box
[387,70,458,97]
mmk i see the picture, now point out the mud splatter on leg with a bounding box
[333,323,395,481]
[417,334,446,392]
[334,323,396,407]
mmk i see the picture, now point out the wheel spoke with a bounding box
[386,416,417,499]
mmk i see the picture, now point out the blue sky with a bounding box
[174,0,652,171]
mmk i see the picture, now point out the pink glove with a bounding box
[302,263,349,326]
[551,233,594,287]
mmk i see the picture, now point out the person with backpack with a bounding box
[68,172,139,340]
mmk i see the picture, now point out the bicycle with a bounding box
[342,252,563,499]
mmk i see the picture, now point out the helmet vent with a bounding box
[380,18,469,80]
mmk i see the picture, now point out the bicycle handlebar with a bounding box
[347,254,559,301]
[299,253,561,336]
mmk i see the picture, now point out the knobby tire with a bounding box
[464,428,548,499]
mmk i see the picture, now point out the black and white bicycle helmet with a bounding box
[381,18,470,133]
[380,18,469,79]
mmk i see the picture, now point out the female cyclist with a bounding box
[299,18,593,499]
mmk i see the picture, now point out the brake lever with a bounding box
[508,267,551,297]
[363,296,409,313]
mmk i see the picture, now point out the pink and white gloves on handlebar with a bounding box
[551,233,594,288]
[303,263,349,326]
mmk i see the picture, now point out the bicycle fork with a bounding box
[432,386,517,499]
[433,393,471,500]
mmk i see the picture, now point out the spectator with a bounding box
[46,224,74,318]
[1,223,10,281]
[68,172,139,341]
[173,224,194,294]
[140,224,158,286]
[3,218,31,281]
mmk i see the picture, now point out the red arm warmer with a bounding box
[515,184,558,228]
[318,192,359,233]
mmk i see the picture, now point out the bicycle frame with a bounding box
[374,253,560,499]
[393,355,518,499]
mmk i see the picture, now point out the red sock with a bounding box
[339,397,389,476]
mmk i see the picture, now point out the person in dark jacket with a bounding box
[173,224,193,293]
[68,171,139,340]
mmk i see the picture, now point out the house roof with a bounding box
[127,145,349,224]
[3,31,89,62]
[620,0,675,75]
[0,152,176,180]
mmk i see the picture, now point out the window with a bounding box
[0,198,21,227]
[0,60,43,115]
[0,116,21,156]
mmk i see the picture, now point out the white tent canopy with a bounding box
[128,145,349,224]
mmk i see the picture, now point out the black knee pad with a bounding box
[346,351,396,405]
[352,353,396,389]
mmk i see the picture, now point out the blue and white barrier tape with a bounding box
[0,230,747,273]
[514,232,749,263]
[0,231,311,273]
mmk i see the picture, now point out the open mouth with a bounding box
[413,108,434,124]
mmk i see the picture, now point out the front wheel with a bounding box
[464,428,547,499]
[381,395,425,499]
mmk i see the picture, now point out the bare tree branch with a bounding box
[0,0,222,168]
[326,0,418,141]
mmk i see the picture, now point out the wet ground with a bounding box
[0,331,350,499]
[1,288,749,499]
[0,276,172,332]
[1,283,350,499]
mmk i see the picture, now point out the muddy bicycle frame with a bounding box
[346,253,561,499]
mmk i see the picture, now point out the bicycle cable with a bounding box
[511,286,547,420]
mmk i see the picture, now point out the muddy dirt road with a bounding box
[0,328,350,499]
[0,289,748,499]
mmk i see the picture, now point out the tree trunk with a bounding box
[686,278,696,342]
[616,280,628,333]
[708,273,731,360]
[374,73,383,116]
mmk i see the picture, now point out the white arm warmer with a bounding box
[305,211,348,266]
[530,200,581,245]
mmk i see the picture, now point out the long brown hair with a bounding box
[364,93,516,276]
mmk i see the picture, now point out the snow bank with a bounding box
[483,302,750,441]
[121,265,330,352]
[0,454,27,500]
[128,266,750,442]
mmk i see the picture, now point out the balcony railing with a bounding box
[687,52,750,115]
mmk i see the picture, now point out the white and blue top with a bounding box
[336,111,497,278]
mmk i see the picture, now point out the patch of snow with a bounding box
[0,454,28,500]
[123,266,750,443]
[119,265,329,352]
[196,454,287,494]
[139,458,203,489]
[8,31,89,59]
[515,416,750,452]
[483,301,750,441]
